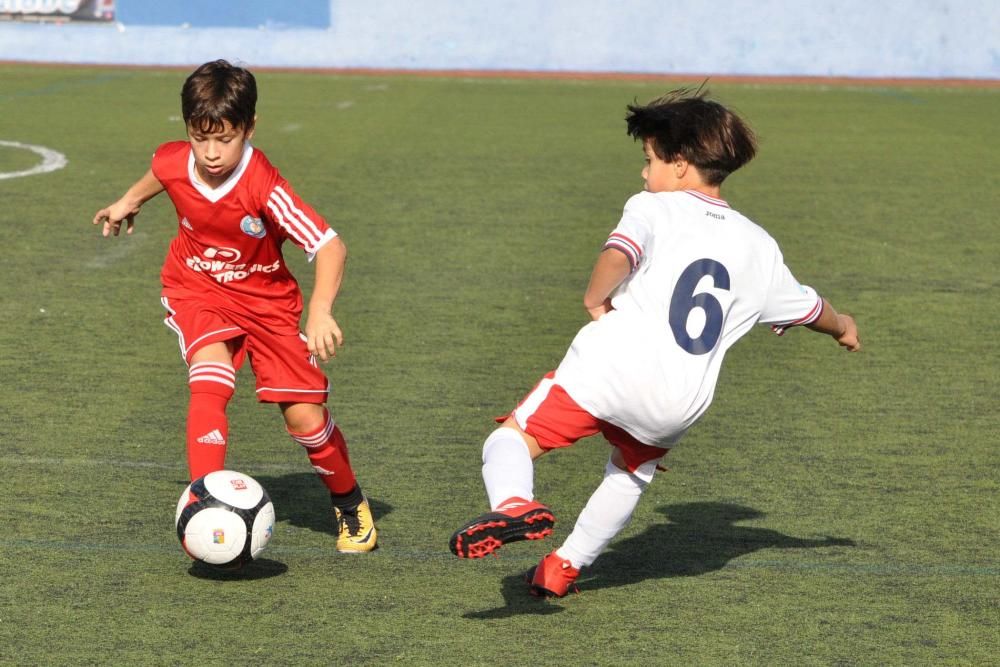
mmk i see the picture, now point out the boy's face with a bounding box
[641,139,681,193]
[187,119,255,187]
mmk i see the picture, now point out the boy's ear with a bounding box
[245,114,258,141]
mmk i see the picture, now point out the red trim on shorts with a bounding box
[505,371,668,473]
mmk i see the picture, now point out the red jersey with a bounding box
[152,141,336,334]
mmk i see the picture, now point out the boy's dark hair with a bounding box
[626,87,757,186]
[181,60,257,134]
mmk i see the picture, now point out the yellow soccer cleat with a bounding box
[334,497,378,553]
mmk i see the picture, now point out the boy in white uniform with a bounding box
[449,88,862,597]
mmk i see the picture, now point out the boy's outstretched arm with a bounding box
[92,169,165,237]
[806,298,862,351]
[305,236,347,362]
[583,248,632,320]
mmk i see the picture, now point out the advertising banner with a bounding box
[0,0,115,22]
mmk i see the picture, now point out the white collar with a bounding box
[187,143,254,203]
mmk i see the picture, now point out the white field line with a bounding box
[85,231,147,268]
[5,453,998,575]
[1,536,996,575]
[0,140,68,180]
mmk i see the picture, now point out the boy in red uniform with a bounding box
[93,60,376,553]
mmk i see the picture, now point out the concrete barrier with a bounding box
[0,0,996,79]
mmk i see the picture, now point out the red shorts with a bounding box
[162,295,329,404]
[505,372,668,473]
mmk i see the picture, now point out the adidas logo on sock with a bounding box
[196,429,226,445]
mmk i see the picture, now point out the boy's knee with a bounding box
[609,446,661,486]
[282,402,326,434]
[482,427,529,462]
[604,459,655,494]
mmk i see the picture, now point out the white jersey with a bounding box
[554,189,823,447]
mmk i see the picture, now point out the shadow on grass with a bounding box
[463,570,566,620]
[587,502,855,589]
[188,558,288,580]
[464,501,855,619]
[252,472,394,535]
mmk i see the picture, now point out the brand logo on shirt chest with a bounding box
[705,210,726,220]
[203,246,242,263]
[185,246,281,284]
[241,215,266,238]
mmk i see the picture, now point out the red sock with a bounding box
[186,362,235,481]
[288,411,357,494]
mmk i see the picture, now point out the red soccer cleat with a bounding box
[526,551,580,598]
[449,497,555,559]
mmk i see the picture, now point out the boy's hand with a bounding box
[305,310,343,362]
[93,200,140,237]
[835,314,861,352]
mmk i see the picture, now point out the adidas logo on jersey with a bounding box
[196,429,226,445]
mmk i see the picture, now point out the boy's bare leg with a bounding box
[282,401,376,553]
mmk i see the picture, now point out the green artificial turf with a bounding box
[1,65,997,665]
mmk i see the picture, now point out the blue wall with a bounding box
[0,0,997,79]
[115,0,329,29]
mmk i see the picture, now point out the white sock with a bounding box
[481,427,534,510]
[556,460,651,569]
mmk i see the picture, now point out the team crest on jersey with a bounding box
[240,215,266,238]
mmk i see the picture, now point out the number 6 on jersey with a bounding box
[669,258,731,355]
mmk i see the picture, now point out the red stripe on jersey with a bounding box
[605,232,642,270]
[770,297,824,336]
[790,297,824,326]
[684,190,730,208]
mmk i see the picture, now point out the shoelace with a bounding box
[337,508,362,536]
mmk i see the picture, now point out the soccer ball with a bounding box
[175,470,275,567]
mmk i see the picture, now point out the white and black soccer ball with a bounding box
[175,470,275,567]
